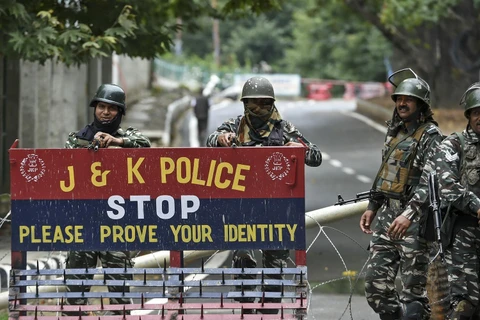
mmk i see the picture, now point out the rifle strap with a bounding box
[455,131,465,175]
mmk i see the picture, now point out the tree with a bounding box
[0,0,284,66]
[282,0,391,82]
[317,0,480,107]
[179,0,302,72]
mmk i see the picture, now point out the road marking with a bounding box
[341,111,387,133]
[357,175,372,183]
[342,167,355,175]
[330,159,342,167]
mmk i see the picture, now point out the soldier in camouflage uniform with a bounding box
[431,83,480,319]
[206,76,322,314]
[64,84,151,314]
[359,69,443,320]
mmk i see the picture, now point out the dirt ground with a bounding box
[368,96,466,134]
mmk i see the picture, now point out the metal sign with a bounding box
[9,147,305,251]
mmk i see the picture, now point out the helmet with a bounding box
[90,84,126,114]
[388,68,431,107]
[240,77,275,101]
[460,82,480,118]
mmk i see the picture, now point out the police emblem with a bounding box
[265,151,291,180]
[20,154,46,182]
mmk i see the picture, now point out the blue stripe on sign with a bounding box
[11,198,305,251]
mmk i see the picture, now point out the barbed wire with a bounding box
[0,208,450,319]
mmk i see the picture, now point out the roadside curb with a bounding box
[355,99,391,125]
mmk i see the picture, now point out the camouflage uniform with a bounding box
[64,126,150,312]
[432,128,480,319]
[365,119,442,320]
[206,115,321,312]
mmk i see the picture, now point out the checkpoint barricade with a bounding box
[8,141,308,319]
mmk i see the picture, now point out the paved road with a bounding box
[189,98,386,319]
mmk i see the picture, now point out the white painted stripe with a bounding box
[342,167,355,175]
[357,175,372,183]
[329,159,342,168]
[342,111,387,134]
[322,152,330,160]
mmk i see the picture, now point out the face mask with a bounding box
[245,100,273,118]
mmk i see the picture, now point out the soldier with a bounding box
[359,68,443,320]
[432,82,480,319]
[192,86,211,145]
[206,76,322,314]
[64,83,151,314]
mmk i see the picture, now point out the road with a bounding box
[182,98,386,319]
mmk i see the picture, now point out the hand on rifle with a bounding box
[360,210,376,234]
[218,133,237,147]
[387,216,411,240]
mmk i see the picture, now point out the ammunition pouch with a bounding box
[440,204,458,248]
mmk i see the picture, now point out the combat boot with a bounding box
[380,308,403,320]
[403,301,429,320]
[447,300,475,320]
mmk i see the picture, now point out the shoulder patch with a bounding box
[426,126,441,135]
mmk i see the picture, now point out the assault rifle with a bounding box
[428,170,444,262]
[335,190,380,206]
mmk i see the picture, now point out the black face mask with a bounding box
[75,112,122,141]
[93,113,122,135]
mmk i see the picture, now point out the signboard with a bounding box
[9,147,305,252]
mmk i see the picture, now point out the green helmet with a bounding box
[240,77,275,101]
[90,84,126,115]
[460,82,480,118]
[389,68,431,107]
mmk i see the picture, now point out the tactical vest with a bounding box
[460,139,480,195]
[234,116,285,147]
[373,124,428,199]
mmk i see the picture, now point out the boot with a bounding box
[256,298,280,314]
[380,308,403,320]
[447,300,475,320]
[403,301,426,320]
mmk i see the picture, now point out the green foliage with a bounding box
[377,0,460,30]
[283,0,391,81]
[223,15,288,68]
[180,0,300,72]
[0,0,283,66]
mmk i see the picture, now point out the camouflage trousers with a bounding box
[232,249,289,303]
[65,251,134,310]
[445,224,480,316]
[365,227,430,319]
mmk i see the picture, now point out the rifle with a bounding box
[428,170,444,262]
[88,139,101,151]
[335,190,380,206]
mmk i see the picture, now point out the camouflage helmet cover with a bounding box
[240,76,275,101]
[389,68,431,107]
[460,82,480,118]
[90,84,126,115]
